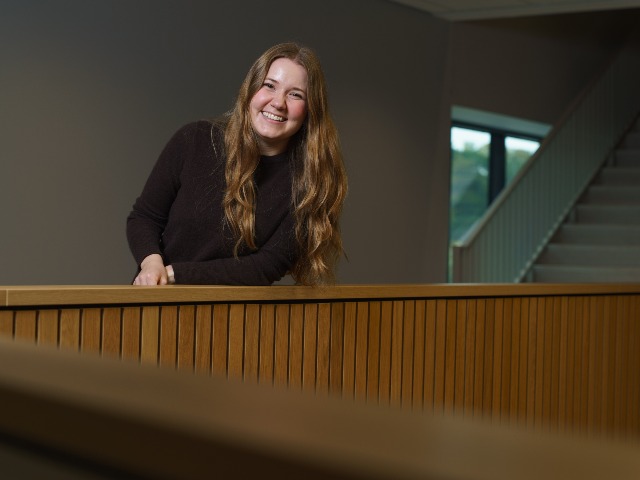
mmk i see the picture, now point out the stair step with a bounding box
[552,224,640,245]
[538,244,640,267]
[615,149,640,167]
[575,205,640,224]
[581,186,640,204]
[597,168,640,185]
[532,265,640,283]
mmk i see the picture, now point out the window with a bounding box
[506,136,541,182]
[450,126,490,243]
[448,107,550,279]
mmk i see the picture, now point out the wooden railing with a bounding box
[1,284,639,440]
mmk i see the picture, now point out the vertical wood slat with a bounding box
[342,302,357,399]
[258,304,274,385]
[473,299,486,419]
[159,306,177,368]
[59,309,80,350]
[212,304,229,377]
[423,300,437,414]
[613,296,625,435]
[329,303,344,396]
[227,304,245,379]
[464,299,477,417]
[15,310,36,342]
[177,305,195,371]
[354,302,369,402]
[366,302,381,404]
[2,289,640,440]
[412,300,426,411]
[535,297,547,429]
[37,309,58,347]
[274,304,289,387]
[579,297,591,436]
[549,297,561,431]
[101,308,121,359]
[401,300,414,410]
[517,297,529,427]
[390,300,404,408]
[194,305,212,374]
[565,296,577,433]
[243,304,260,382]
[141,306,160,366]
[81,308,102,354]
[500,298,513,425]
[121,307,140,362]
[544,295,557,428]
[0,311,13,337]
[454,299,466,414]
[378,302,393,405]
[491,298,504,422]
[302,304,318,393]
[316,303,331,395]
[508,298,520,426]
[433,299,447,413]
[444,299,457,414]
[288,304,304,389]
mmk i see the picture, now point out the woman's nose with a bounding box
[270,91,286,109]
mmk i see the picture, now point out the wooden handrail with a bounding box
[2,283,640,307]
[0,338,639,479]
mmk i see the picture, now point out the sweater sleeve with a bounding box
[169,212,298,286]
[126,124,190,266]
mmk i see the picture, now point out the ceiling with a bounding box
[388,0,640,21]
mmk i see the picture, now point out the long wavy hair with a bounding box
[222,42,347,285]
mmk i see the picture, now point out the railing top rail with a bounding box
[2,284,640,307]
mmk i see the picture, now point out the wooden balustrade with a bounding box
[1,284,639,440]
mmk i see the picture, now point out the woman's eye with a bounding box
[290,92,304,99]
[263,82,275,89]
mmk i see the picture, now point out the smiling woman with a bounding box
[126,43,348,286]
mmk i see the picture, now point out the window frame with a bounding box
[452,120,543,203]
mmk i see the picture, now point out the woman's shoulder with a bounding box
[166,119,223,150]
[173,118,217,138]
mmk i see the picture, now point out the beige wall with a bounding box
[0,1,633,285]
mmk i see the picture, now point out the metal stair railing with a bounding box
[451,35,640,283]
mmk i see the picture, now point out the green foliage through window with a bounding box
[449,125,541,278]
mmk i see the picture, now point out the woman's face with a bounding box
[250,58,308,156]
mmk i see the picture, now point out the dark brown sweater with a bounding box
[126,120,297,285]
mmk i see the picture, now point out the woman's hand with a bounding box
[133,254,169,285]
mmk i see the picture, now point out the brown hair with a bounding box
[222,42,347,285]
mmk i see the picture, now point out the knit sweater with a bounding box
[126,120,297,285]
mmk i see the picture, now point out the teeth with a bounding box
[262,111,285,122]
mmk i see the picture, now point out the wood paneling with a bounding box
[1,285,639,440]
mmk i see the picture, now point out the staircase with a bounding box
[531,120,640,282]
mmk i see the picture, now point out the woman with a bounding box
[127,42,347,286]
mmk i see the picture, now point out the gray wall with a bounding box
[450,10,640,125]
[0,1,631,285]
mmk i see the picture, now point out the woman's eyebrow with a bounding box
[265,77,307,93]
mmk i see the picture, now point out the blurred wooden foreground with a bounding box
[1,283,639,441]
[0,335,640,479]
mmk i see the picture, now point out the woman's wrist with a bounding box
[141,253,164,268]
